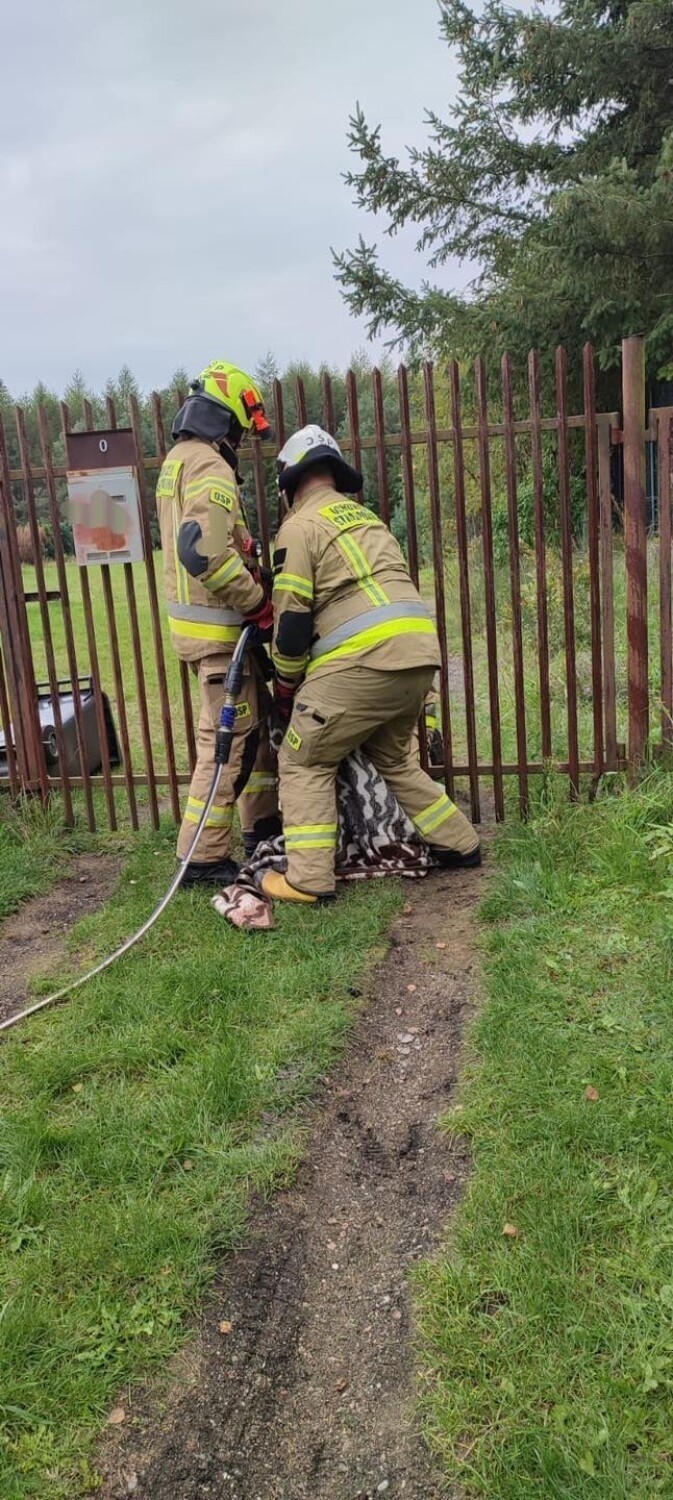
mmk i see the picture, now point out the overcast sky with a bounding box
[0,0,463,395]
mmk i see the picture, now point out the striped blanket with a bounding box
[212,750,432,930]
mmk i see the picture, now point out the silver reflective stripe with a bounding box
[310,601,432,660]
[168,602,243,626]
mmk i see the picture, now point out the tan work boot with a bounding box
[261,872,335,905]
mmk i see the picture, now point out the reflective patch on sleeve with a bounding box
[319,500,381,531]
[177,519,208,577]
[276,608,314,658]
[156,457,183,500]
[286,726,302,751]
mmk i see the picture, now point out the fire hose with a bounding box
[0,624,256,1037]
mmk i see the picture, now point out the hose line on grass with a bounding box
[0,624,255,1038]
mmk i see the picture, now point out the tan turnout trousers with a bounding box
[278,664,479,894]
[177,653,279,863]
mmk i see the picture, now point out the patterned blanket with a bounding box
[212,750,433,930]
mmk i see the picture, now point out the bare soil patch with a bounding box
[0,853,122,1025]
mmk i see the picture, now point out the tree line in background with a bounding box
[0,346,604,570]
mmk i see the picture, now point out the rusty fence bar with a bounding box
[322,371,336,437]
[423,362,455,801]
[622,335,649,768]
[528,350,552,762]
[15,407,75,827]
[372,368,391,526]
[502,354,529,815]
[449,360,480,823]
[555,347,580,797]
[657,409,673,746]
[475,358,505,819]
[597,415,619,768]
[0,414,48,794]
[295,374,309,428]
[397,364,428,770]
[346,370,364,505]
[0,646,18,797]
[582,344,604,777]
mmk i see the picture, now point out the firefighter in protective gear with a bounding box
[263,425,480,905]
[157,360,281,886]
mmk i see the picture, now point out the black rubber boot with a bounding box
[180,856,240,888]
[242,816,283,862]
[429,844,482,870]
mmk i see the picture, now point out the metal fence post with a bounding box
[622,335,649,768]
[0,420,48,796]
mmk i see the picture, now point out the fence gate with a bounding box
[0,335,666,829]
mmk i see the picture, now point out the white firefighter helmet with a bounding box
[276,424,363,504]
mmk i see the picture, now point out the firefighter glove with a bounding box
[243,592,274,642]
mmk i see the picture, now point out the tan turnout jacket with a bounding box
[156,438,263,662]
[272,483,441,686]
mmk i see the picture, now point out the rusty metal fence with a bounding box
[0,335,668,828]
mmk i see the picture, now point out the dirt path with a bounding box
[0,853,122,1026]
[97,860,484,1500]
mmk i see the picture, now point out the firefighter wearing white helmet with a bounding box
[263,424,480,904]
[156,360,281,886]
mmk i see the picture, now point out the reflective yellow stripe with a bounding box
[184,798,234,828]
[283,828,335,840]
[414,792,458,837]
[337,534,389,608]
[273,649,309,676]
[172,498,189,604]
[185,475,237,504]
[245,772,278,792]
[285,824,337,849]
[205,554,245,592]
[169,619,242,644]
[273,572,314,601]
[286,838,335,850]
[306,617,435,673]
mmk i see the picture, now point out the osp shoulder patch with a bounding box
[210,484,235,512]
[286,726,302,751]
[234,700,251,720]
[319,500,381,532]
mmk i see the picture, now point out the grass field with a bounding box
[417,771,673,1497]
[0,809,402,1499]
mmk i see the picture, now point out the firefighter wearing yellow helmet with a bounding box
[156,360,280,886]
[263,425,480,904]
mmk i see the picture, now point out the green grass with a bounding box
[0,799,128,921]
[417,771,673,1497]
[0,819,402,1498]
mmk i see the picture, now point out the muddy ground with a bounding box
[95,858,484,1500]
[0,852,122,1026]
